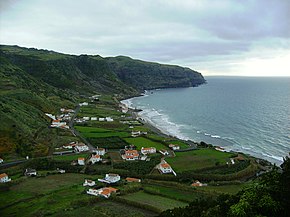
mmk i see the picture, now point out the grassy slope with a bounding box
[166,149,234,172]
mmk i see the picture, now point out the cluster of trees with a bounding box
[88,136,128,149]
[159,157,290,217]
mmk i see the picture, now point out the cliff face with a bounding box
[107,56,205,91]
[0,44,205,155]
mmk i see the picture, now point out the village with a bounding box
[0,94,270,216]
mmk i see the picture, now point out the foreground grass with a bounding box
[120,191,188,211]
[166,149,233,172]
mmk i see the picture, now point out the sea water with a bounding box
[122,76,290,165]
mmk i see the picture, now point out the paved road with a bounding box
[69,105,95,152]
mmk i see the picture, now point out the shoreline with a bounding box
[121,96,278,166]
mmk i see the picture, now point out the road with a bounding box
[69,105,95,152]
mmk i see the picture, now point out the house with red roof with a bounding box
[122,150,139,161]
[0,173,11,183]
[87,187,118,198]
[89,154,101,164]
[141,147,156,155]
[78,157,85,165]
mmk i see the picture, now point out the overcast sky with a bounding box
[1,0,290,76]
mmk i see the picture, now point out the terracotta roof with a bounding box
[53,120,60,122]
[91,154,100,158]
[0,173,8,179]
[126,177,141,182]
[160,163,171,168]
[78,158,85,160]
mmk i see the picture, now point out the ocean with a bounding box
[122,76,290,165]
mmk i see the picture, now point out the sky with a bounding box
[0,0,290,76]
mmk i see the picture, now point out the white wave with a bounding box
[204,133,210,136]
[261,153,284,162]
[211,135,221,138]
[196,131,201,134]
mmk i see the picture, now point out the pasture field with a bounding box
[120,191,188,211]
[75,126,130,138]
[124,137,168,150]
[52,153,89,161]
[166,149,233,172]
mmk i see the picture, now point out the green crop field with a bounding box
[76,126,130,138]
[143,184,206,202]
[52,153,89,161]
[0,173,99,216]
[120,191,188,211]
[166,149,233,172]
[124,137,168,150]
[200,183,249,195]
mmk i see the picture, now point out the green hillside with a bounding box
[0,44,205,157]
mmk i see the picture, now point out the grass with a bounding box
[166,140,189,149]
[0,173,99,216]
[143,184,206,202]
[200,183,249,195]
[124,137,168,150]
[51,201,156,217]
[52,153,89,161]
[166,149,233,172]
[76,126,130,138]
[120,191,188,211]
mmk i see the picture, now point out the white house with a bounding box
[78,157,85,165]
[90,154,101,164]
[91,117,98,121]
[83,117,90,121]
[131,131,141,137]
[24,168,37,176]
[0,173,11,183]
[79,102,89,106]
[51,120,68,128]
[141,147,156,155]
[106,117,113,122]
[0,158,3,164]
[122,150,139,161]
[83,179,96,187]
[99,118,105,121]
[86,187,118,198]
[158,163,173,174]
[98,173,120,184]
[56,168,66,174]
[169,144,180,150]
[45,113,56,120]
[95,148,106,156]
[159,149,169,155]
[74,143,89,152]
[140,155,147,161]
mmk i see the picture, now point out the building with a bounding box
[169,144,180,150]
[90,154,101,164]
[131,131,141,137]
[78,157,85,165]
[158,163,173,174]
[51,119,68,128]
[74,143,89,152]
[159,149,169,155]
[0,158,3,164]
[191,180,207,187]
[99,118,105,121]
[91,117,98,121]
[126,177,141,183]
[87,187,118,198]
[79,102,89,106]
[141,147,156,155]
[0,173,11,183]
[83,179,96,187]
[56,168,65,174]
[106,117,113,122]
[24,168,37,176]
[122,150,139,161]
[140,155,147,161]
[98,173,120,184]
[95,148,106,156]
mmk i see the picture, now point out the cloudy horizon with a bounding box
[1,0,290,76]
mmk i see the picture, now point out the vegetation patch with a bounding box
[125,137,168,150]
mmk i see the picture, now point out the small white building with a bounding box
[106,117,113,122]
[90,154,101,164]
[83,117,90,121]
[79,102,89,106]
[158,163,173,174]
[91,117,98,121]
[0,158,3,164]
[191,180,207,187]
[131,131,141,137]
[159,149,169,155]
[45,113,56,120]
[83,179,96,187]
[86,187,118,198]
[140,155,147,161]
[99,118,105,121]
[78,157,85,165]
[0,173,11,183]
[141,147,156,155]
[24,168,37,176]
[169,144,180,150]
[56,168,66,174]
[74,143,89,152]
[98,173,120,184]
[95,148,106,156]
[51,120,68,128]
